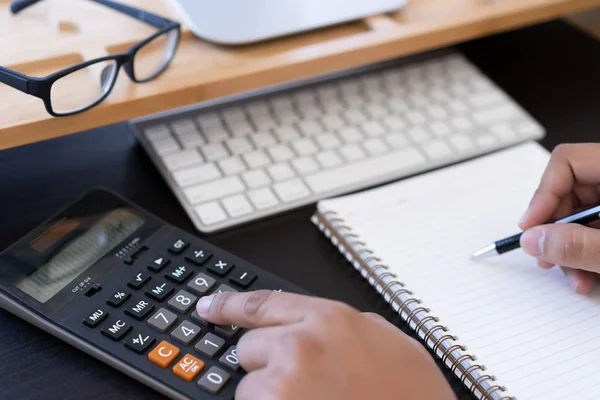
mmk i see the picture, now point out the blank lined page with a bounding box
[317,142,600,400]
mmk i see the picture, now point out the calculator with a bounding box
[0,189,308,400]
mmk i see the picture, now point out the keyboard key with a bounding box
[200,143,229,161]
[448,134,475,153]
[196,112,222,130]
[473,104,520,125]
[422,140,454,160]
[338,127,363,144]
[222,194,254,218]
[339,144,366,162]
[517,121,543,136]
[273,179,311,202]
[124,297,155,320]
[267,144,295,162]
[124,330,156,354]
[101,317,132,341]
[178,132,205,149]
[251,132,277,148]
[168,290,198,314]
[218,156,247,176]
[468,91,505,108]
[187,272,217,296]
[306,148,426,193]
[184,176,245,205]
[243,150,271,169]
[185,248,212,266]
[215,323,241,339]
[164,264,193,284]
[197,366,230,394]
[247,188,280,210]
[382,116,407,131]
[241,169,271,189]
[173,164,221,187]
[145,282,175,302]
[151,137,179,156]
[407,127,430,143]
[291,138,318,156]
[267,163,296,182]
[364,103,388,118]
[128,271,151,290]
[297,120,323,136]
[320,114,346,130]
[226,117,254,137]
[191,310,210,326]
[476,134,498,150]
[315,151,342,169]
[83,308,108,328]
[273,126,300,142]
[447,99,469,114]
[342,109,367,124]
[147,255,170,272]
[450,116,474,132]
[163,149,203,172]
[169,238,189,254]
[195,333,225,358]
[219,347,241,371]
[208,260,235,277]
[173,354,205,382]
[251,113,278,130]
[385,133,409,149]
[292,157,319,174]
[406,111,427,125]
[214,284,238,294]
[144,125,170,140]
[195,202,228,226]
[147,308,178,333]
[315,133,342,150]
[171,321,202,346]
[148,341,180,368]
[229,269,257,288]
[106,288,130,308]
[430,121,452,137]
[362,138,389,156]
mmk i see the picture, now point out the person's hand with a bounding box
[196,290,456,400]
[519,143,600,294]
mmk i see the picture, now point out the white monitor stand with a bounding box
[168,0,408,45]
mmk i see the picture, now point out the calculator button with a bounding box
[191,310,210,326]
[128,271,151,290]
[148,340,180,368]
[147,308,178,333]
[168,290,198,314]
[148,255,170,272]
[215,323,241,339]
[229,269,257,288]
[145,281,175,302]
[214,284,238,294]
[169,238,189,254]
[83,308,108,328]
[164,264,193,284]
[219,346,240,372]
[197,366,230,394]
[106,288,131,308]
[185,248,212,266]
[207,259,234,277]
[124,297,155,320]
[171,321,202,345]
[187,273,216,296]
[101,317,132,341]
[124,331,156,354]
[173,354,205,382]
[123,257,134,265]
[195,333,225,358]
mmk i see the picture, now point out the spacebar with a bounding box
[305,148,427,193]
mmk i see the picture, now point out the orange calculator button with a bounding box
[148,341,180,368]
[173,354,205,382]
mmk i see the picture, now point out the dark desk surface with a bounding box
[1,20,599,400]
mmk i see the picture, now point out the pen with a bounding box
[471,204,600,258]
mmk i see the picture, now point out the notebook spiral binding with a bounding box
[312,209,515,400]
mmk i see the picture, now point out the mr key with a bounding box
[0,189,308,400]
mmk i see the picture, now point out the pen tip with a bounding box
[471,244,497,259]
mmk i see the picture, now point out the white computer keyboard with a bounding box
[131,50,545,233]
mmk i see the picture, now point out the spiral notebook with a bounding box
[311,141,600,400]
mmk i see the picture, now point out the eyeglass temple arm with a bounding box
[10,0,174,28]
[0,66,29,94]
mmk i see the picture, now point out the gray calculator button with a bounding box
[187,273,216,296]
[214,284,238,294]
[171,321,201,345]
[167,290,197,314]
[215,323,241,338]
[191,310,210,326]
[197,366,231,394]
[147,308,177,333]
[219,346,240,371]
[195,332,225,358]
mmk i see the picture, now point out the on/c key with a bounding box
[148,341,180,368]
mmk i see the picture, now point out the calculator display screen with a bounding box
[15,208,144,303]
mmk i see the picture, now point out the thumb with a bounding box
[520,224,600,273]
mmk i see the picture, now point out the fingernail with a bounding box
[518,210,529,226]
[521,228,545,256]
[196,295,214,314]
[564,270,580,292]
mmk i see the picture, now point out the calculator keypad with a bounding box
[81,231,300,397]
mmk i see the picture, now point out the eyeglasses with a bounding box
[0,0,181,117]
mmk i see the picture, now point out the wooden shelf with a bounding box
[2,0,600,150]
